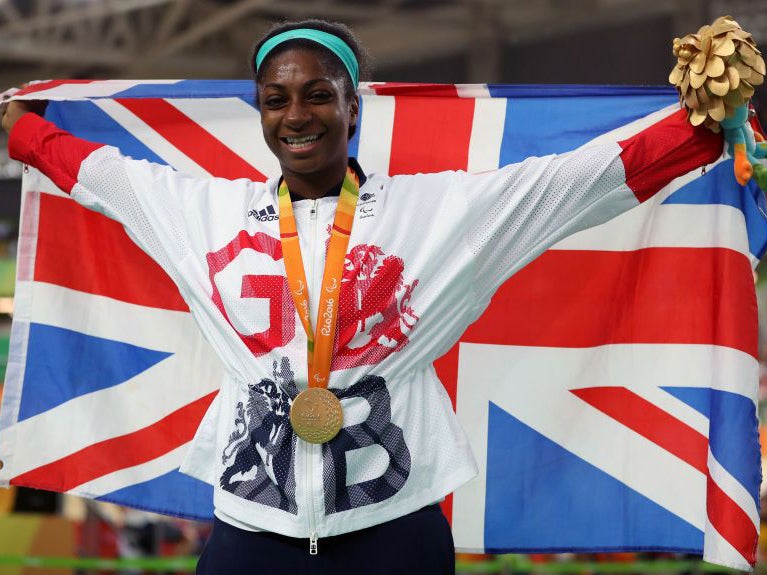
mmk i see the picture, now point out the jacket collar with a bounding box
[285,158,367,203]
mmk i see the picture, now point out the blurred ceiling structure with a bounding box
[0,0,763,238]
[0,0,763,87]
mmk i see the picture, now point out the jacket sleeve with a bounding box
[8,112,103,193]
[8,112,221,274]
[454,108,723,305]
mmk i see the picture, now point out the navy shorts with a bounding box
[195,504,455,575]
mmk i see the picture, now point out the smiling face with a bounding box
[258,47,358,199]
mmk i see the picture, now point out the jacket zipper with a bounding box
[306,199,319,555]
[306,440,318,554]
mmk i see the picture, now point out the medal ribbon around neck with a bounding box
[278,167,360,388]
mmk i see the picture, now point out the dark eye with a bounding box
[308,91,332,103]
[263,94,286,108]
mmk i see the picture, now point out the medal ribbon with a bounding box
[278,167,359,388]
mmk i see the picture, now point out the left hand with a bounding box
[720,104,767,186]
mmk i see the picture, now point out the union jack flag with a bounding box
[0,80,763,570]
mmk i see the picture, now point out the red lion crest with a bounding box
[332,244,419,370]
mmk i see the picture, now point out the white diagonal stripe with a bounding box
[93,99,212,178]
[708,450,760,531]
[703,522,752,571]
[27,281,197,349]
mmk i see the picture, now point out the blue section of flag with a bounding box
[109,80,258,111]
[99,469,214,520]
[489,88,677,164]
[18,323,172,422]
[45,101,169,165]
[662,160,767,259]
[662,387,761,507]
[484,401,702,553]
[662,387,711,416]
[109,80,255,100]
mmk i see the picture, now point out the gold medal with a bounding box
[290,388,343,444]
[279,168,360,444]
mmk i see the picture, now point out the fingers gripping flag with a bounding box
[0,80,763,569]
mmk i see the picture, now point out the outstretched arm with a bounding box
[616,107,722,203]
[3,102,104,195]
[0,98,229,278]
[455,105,723,305]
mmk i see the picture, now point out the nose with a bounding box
[284,99,311,130]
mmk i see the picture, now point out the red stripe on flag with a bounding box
[35,194,188,311]
[707,474,757,565]
[458,248,756,357]
[16,79,96,97]
[115,98,267,182]
[440,494,454,527]
[572,387,708,473]
[371,83,469,97]
[434,345,459,411]
[388,88,474,175]
[11,391,217,493]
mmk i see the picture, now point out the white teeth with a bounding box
[285,134,320,148]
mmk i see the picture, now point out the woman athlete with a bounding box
[0,17,757,575]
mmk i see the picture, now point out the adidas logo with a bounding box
[248,205,278,222]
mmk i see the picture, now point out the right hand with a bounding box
[1,99,47,134]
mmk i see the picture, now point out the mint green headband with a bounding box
[255,29,359,87]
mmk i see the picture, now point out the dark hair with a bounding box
[250,19,372,139]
